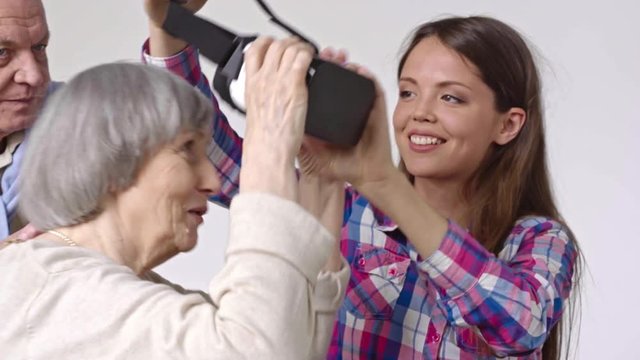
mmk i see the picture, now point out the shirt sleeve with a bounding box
[207,192,349,359]
[141,40,243,207]
[417,218,577,357]
[310,258,349,360]
[24,193,349,359]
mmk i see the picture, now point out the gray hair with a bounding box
[19,63,213,230]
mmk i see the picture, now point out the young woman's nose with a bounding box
[411,96,437,123]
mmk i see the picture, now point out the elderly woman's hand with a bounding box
[240,37,314,202]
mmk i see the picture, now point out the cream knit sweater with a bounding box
[0,193,349,359]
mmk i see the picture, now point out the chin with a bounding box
[0,114,37,135]
[181,242,198,253]
[404,162,438,179]
[176,234,199,253]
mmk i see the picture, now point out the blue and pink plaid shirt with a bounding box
[144,44,577,360]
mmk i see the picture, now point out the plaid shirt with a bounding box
[329,190,576,359]
[144,44,577,360]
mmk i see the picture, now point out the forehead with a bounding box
[0,0,47,38]
[402,37,482,82]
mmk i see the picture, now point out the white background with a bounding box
[43,1,640,358]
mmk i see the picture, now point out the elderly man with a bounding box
[0,0,55,239]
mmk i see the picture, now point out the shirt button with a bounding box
[427,332,441,343]
[358,257,366,267]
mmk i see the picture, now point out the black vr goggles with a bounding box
[162,1,375,146]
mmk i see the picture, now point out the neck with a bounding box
[412,176,470,228]
[50,213,148,275]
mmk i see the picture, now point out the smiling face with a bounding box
[393,36,514,183]
[111,128,220,269]
[0,0,50,138]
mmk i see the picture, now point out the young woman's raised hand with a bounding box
[298,65,397,191]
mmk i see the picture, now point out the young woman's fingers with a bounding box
[333,49,348,64]
[318,47,348,65]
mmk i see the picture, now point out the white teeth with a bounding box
[410,135,443,145]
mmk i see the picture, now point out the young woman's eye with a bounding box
[399,90,415,99]
[441,94,464,104]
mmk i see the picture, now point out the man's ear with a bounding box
[494,107,526,145]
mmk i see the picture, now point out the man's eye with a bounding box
[33,44,48,52]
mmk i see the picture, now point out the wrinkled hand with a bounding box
[240,37,315,201]
[144,0,207,28]
[298,65,396,190]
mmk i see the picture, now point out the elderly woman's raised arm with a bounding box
[5,198,342,359]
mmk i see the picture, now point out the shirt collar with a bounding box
[0,131,25,169]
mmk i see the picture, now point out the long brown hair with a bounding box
[396,16,581,359]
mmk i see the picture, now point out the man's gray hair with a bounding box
[19,63,213,230]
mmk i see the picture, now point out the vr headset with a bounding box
[162,1,375,146]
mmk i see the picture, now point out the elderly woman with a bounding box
[0,41,348,359]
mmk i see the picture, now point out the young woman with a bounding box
[299,17,581,359]
[145,2,580,357]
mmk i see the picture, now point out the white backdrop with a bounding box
[43,1,640,358]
